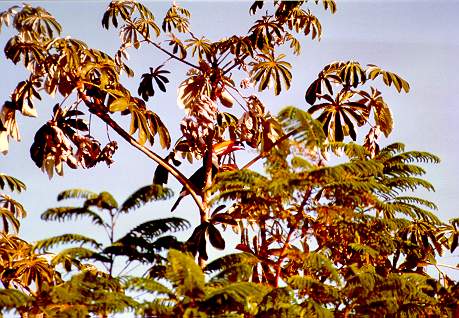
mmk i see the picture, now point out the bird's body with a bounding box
[170,164,218,212]
[170,140,243,212]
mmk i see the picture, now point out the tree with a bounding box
[0,1,458,317]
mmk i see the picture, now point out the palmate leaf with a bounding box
[146,110,171,149]
[0,6,20,33]
[0,207,20,233]
[13,5,62,40]
[0,194,26,233]
[177,72,212,110]
[138,66,170,101]
[339,61,366,88]
[120,184,173,212]
[162,4,191,33]
[249,15,284,51]
[301,9,322,40]
[249,1,264,15]
[316,0,337,14]
[367,64,410,93]
[33,233,102,252]
[208,224,225,250]
[185,36,212,60]
[0,173,26,192]
[166,33,187,59]
[308,90,369,142]
[11,256,57,290]
[102,1,135,29]
[41,207,105,226]
[4,36,45,69]
[251,53,292,95]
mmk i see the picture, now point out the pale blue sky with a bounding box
[0,1,458,277]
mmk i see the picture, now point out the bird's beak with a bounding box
[213,140,244,156]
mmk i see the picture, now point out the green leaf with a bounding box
[109,97,131,112]
[41,207,105,226]
[166,249,205,298]
[120,184,173,212]
[34,233,102,252]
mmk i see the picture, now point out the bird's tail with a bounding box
[170,195,183,212]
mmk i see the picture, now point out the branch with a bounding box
[78,90,205,213]
[130,22,199,70]
[274,227,294,287]
[150,41,199,70]
[222,53,249,75]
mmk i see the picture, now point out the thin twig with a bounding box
[78,90,205,213]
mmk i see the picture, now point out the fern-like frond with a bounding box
[383,163,426,177]
[205,252,258,273]
[120,184,174,212]
[125,276,174,296]
[41,207,105,226]
[300,299,334,318]
[34,233,102,252]
[0,288,29,309]
[306,159,384,184]
[204,282,267,307]
[84,191,118,210]
[385,151,440,164]
[137,299,174,317]
[303,251,340,284]
[166,249,205,298]
[346,264,377,294]
[213,170,268,190]
[0,174,26,192]
[57,188,98,201]
[378,142,406,157]
[278,106,326,148]
[322,141,369,160]
[288,275,339,302]
[396,197,438,211]
[205,253,258,282]
[123,217,190,239]
[211,170,270,204]
[49,248,85,272]
[382,176,435,193]
[348,243,379,258]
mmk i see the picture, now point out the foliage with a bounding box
[0,1,457,317]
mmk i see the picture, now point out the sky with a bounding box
[0,0,458,279]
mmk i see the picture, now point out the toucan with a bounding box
[170,140,242,212]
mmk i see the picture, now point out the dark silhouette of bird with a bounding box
[171,140,242,212]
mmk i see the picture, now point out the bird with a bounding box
[171,140,242,212]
